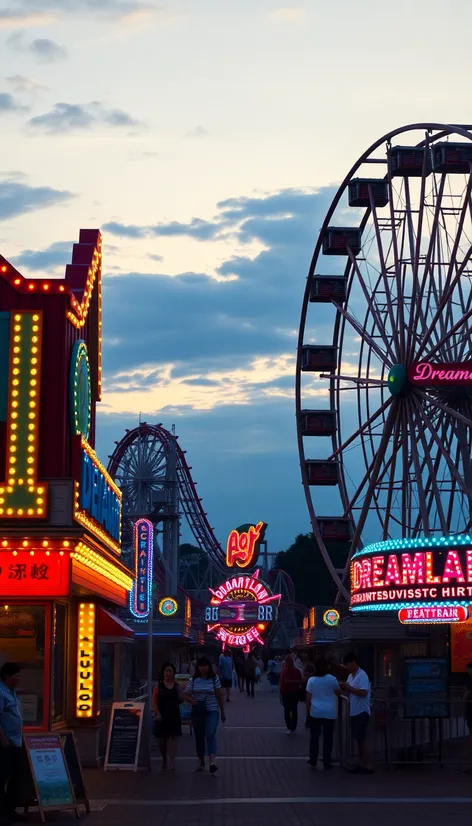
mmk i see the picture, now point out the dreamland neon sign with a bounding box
[408,362,472,386]
[351,536,472,613]
[207,569,281,649]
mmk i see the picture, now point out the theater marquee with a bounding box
[350,536,472,616]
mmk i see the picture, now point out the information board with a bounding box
[104,701,145,771]
[24,733,79,822]
[403,657,449,719]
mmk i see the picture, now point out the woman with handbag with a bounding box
[152,662,182,771]
[279,654,302,734]
[184,656,226,773]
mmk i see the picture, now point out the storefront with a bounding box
[0,229,135,763]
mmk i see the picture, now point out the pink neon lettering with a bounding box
[401,553,425,585]
[442,549,465,583]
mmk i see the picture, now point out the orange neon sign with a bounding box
[226,521,267,569]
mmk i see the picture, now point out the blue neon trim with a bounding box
[352,534,472,560]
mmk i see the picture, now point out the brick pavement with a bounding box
[52,681,472,825]
[38,686,472,826]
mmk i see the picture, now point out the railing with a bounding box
[337,695,471,767]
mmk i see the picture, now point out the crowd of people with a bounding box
[151,648,374,775]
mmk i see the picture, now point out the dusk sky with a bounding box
[0,0,469,553]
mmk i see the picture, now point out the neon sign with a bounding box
[159,597,178,617]
[131,519,153,620]
[76,602,96,718]
[0,550,70,596]
[207,569,280,650]
[351,536,472,612]
[74,437,121,553]
[398,605,469,624]
[226,521,267,568]
[0,312,47,518]
[323,608,340,627]
[408,362,472,386]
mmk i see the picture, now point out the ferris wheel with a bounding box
[296,123,472,600]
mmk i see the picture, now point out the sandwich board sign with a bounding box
[23,733,79,822]
[104,701,145,771]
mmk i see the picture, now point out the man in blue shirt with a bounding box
[0,663,23,823]
[218,651,234,702]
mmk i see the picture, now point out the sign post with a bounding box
[104,701,145,771]
[24,733,79,822]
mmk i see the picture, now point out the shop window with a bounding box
[51,603,68,723]
[0,605,46,727]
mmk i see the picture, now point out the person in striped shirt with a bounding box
[184,657,226,773]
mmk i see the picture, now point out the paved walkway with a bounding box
[71,680,472,826]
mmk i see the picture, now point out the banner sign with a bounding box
[408,361,472,386]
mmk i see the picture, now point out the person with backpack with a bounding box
[184,656,226,773]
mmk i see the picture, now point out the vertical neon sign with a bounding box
[0,312,47,517]
[130,518,153,619]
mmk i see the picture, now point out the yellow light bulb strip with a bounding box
[0,312,47,517]
[73,541,133,591]
[76,602,96,718]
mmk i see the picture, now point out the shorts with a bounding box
[350,712,370,744]
[221,678,232,688]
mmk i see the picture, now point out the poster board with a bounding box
[175,674,192,729]
[403,657,449,719]
[59,731,90,812]
[23,733,79,823]
[104,701,145,771]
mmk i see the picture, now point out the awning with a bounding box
[98,607,134,640]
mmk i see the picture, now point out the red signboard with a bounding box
[408,362,472,386]
[226,522,266,569]
[398,605,468,624]
[0,551,70,597]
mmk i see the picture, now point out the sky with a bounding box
[0,0,471,554]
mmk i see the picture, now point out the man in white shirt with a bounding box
[339,652,373,773]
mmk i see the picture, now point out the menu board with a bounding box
[104,702,145,771]
[24,734,78,822]
[403,657,449,719]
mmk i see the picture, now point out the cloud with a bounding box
[185,126,208,139]
[29,38,67,62]
[0,92,28,113]
[0,1,167,26]
[0,176,73,220]
[6,75,47,94]
[0,10,53,28]
[11,240,73,272]
[27,101,143,134]
[269,7,305,22]
[103,217,221,240]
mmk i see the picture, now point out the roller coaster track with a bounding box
[107,422,227,575]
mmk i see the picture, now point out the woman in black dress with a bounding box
[152,662,182,770]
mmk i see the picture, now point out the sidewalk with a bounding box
[79,680,472,826]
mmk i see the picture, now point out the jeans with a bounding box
[308,717,335,766]
[282,694,299,731]
[246,676,255,697]
[0,745,24,815]
[192,710,219,759]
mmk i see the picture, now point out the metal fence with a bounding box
[336,694,471,767]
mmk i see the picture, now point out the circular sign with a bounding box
[206,570,280,650]
[69,340,91,440]
[159,597,178,617]
[323,608,340,627]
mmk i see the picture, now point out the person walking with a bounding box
[152,663,182,771]
[306,655,341,768]
[234,652,245,693]
[279,654,302,734]
[244,652,257,698]
[0,662,23,824]
[184,656,226,773]
[339,652,373,773]
[218,650,233,702]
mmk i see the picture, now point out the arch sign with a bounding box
[226,521,267,569]
[206,569,281,651]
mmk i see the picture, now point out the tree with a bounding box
[274,533,348,608]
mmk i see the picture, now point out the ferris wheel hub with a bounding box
[388,364,408,396]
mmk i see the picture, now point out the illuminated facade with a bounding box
[0,230,134,754]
